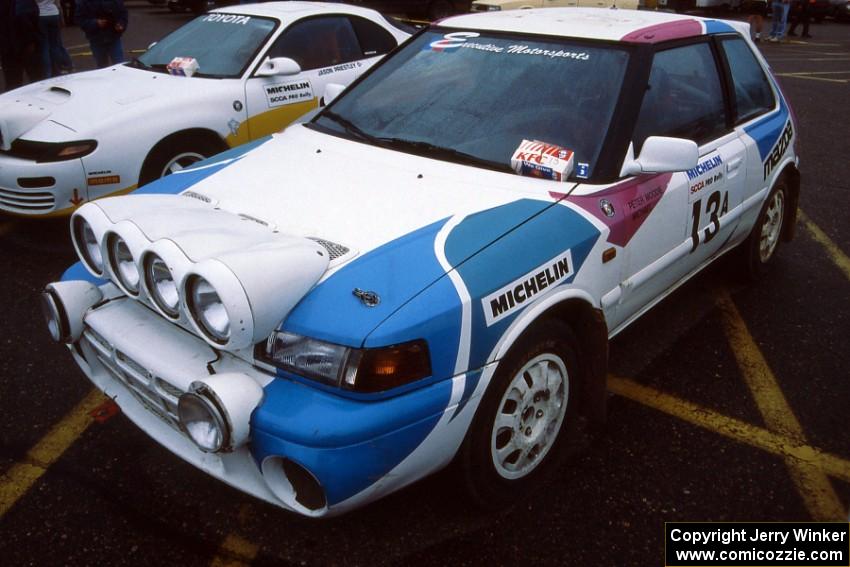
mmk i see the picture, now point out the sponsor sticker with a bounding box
[763,120,793,180]
[87,175,120,186]
[426,32,590,61]
[264,80,313,108]
[202,13,251,25]
[686,154,724,203]
[511,139,574,182]
[576,162,590,178]
[482,250,574,327]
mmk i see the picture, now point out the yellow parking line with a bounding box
[210,505,259,567]
[608,377,850,485]
[716,291,845,521]
[0,389,105,517]
[775,74,848,84]
[799,209,850,282]
[209,534,259,567]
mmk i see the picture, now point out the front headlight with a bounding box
[106,233,140,295]
[260,331,431,393]
[9,139,98,162]
[186,275,230,344]
[177,391,227,453]
[143,252,179,318]
[72,216,104,276]
[487,5,501,11]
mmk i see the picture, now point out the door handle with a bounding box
[726,157,743,173]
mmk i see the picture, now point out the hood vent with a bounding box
[48,86,71,97]
[308,237,351,262]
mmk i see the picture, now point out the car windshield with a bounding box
[136,13,276,78]
[312,29,630,180]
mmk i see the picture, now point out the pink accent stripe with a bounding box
[621,20,703,44]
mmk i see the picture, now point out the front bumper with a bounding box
[0,154,86,215]
[67,289,461,517]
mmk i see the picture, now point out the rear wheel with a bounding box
[741,180,787,279]
[460,319,579,508]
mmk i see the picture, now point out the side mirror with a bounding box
[323,83,346,106]
[255,57,301,78]
[622,136,699,176]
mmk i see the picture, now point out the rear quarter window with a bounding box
[720,37,776,123]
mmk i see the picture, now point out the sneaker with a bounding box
[769,36,778,42]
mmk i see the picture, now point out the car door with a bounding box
[610,40,747,329]
[716,35,784,234]
[243,15,363,141]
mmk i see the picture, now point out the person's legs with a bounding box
[108,38,125,65]
[1,49,24,91]
[44,15,72,74]
[90,42,109,68]
[39,17,53,78]
[778,2,791,39]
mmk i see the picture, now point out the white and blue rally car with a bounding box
[42,8,799,516]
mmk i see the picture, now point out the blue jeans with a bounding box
[770,2,791,38]
[40,15,73,77]
[90,39,125,68]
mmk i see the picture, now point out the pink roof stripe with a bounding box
[621,19,703,44]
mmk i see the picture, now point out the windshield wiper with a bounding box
[127,57,149,70]
[319,110,383,145]
[376,137,511,172]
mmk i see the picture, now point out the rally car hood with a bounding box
[128,123,579,345]
[0,65,234,143]
[176,124,574,270]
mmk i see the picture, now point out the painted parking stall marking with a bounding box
[0,389,106,517]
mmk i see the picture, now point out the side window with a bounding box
[349,16,397,57]
[720,37,776,123]
[633,42,728,152]
[266,16,361,71]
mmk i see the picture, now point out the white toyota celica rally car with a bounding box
[42,8,799,517]
[0,2,409,216]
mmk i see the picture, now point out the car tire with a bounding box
[139,136,223,186]
[460,318,579,509]
[741,179,788,280]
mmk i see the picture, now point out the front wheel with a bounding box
[460,319,579,508]
[139,136,223,186]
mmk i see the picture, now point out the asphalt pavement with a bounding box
[1,4,849,566]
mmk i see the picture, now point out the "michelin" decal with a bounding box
[264,80,313,108]
[482,250,574,326]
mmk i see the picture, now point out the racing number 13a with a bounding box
[690,190,729,252]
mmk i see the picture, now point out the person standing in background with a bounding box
[788,0,813,39]
[743,0,768,42]
[768,0,792,42]
[76,0,127,68]
[38,0,73,77]
[2,0,44,90]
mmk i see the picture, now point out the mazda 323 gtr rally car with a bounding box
[42,8,799,517]
[0,2,409,216]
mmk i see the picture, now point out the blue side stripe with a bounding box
[704,20,736,34]
[134,136,273,195]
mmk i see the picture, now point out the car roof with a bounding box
[439,7,749,44]
[210,1,388,22]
